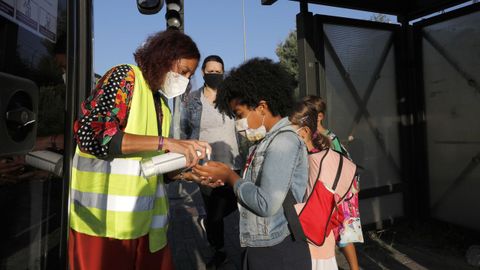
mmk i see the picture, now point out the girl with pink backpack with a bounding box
[290,98,362,270]
[303,95,364,270]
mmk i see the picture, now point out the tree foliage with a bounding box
[275,30,298,82]
[370,13,391,23]
[277,13,392,82]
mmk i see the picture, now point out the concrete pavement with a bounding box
[167,181,242,270]
[166,181,476,270]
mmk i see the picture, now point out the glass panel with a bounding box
[0,0,67,268]
[324,24,392,97]
[323,24,402,190]
[422,10,480,230]
[324,44,357,135]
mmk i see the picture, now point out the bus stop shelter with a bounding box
[264,0,480,231]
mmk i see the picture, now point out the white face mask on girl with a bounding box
[295,126,308,141]
[159,71,189,99]
[235,112,267,142]
[295,126,305,134]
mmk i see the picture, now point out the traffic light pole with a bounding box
[165,0,184,139]
[165,0,188,199]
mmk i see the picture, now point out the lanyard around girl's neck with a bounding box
[242,146,258,178]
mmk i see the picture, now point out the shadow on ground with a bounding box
[167,181,478,270]
[167,181,242,270]
[337,220,479,270]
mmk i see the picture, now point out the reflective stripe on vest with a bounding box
[156,181,166,198]
[70,64,171,252]
[151,215,168,229]
[73,153,143,176]
[71,190,155,212]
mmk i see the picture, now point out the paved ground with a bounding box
[167,181,477,270]
[167,181,243,270]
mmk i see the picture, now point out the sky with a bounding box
[93,0,390,89]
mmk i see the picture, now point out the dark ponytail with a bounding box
[290,101,331,151]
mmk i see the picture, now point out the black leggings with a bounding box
[200,185,238,250]
[242,235,311,270]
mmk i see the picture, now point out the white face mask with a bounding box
[235,112,267,142]
[159,71,189,99]
[235,113,249,132]
[295,126,305,134]
[295,126,308,141]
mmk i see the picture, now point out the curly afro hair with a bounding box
[215,58,296,118]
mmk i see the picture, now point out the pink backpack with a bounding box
[295,148,358,246]
[261,130,358,246]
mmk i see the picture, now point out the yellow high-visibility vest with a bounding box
[70,65,171,252]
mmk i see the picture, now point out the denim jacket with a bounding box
[233,117,308,247]
[180,87,203,140]
[180,87,247,167]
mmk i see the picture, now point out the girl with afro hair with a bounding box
[194,58,311,270]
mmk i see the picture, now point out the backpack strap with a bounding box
[332,153,344,190]
[255,129,307,242]
[263,129,298,152]
[313,148,330,190]
[284,190,307,242]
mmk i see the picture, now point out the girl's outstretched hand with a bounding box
[185,171,224,188]
[193,161,240,186]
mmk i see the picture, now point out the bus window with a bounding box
[0,0,67,268]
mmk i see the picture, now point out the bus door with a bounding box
[0,0,69,268]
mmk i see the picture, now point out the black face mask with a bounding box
[203,73,223,89]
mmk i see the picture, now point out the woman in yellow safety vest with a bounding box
[70,29,210,270]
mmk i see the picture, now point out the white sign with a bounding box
[0,0,58,42]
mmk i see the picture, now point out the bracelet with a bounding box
[157,136,164,151]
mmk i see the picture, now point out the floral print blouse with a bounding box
[74,65,136,158]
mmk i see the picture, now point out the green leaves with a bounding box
[276,30,298,81]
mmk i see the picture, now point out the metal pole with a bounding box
[172,0,184,140]
[296,1,316,98]
[300,0,308,13]
[242,0,247,61]
[172,0,185,198]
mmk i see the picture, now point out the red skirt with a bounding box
[68,229,174,270]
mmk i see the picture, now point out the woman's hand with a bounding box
[0,157,24,175]
[193,161,240,186]
[121,135,211,167]
[34,134,65,151]
[0,156,31,183]
[182,171,201,182]
[163,138,211,168]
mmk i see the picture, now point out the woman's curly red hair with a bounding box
[134,29,200,91]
